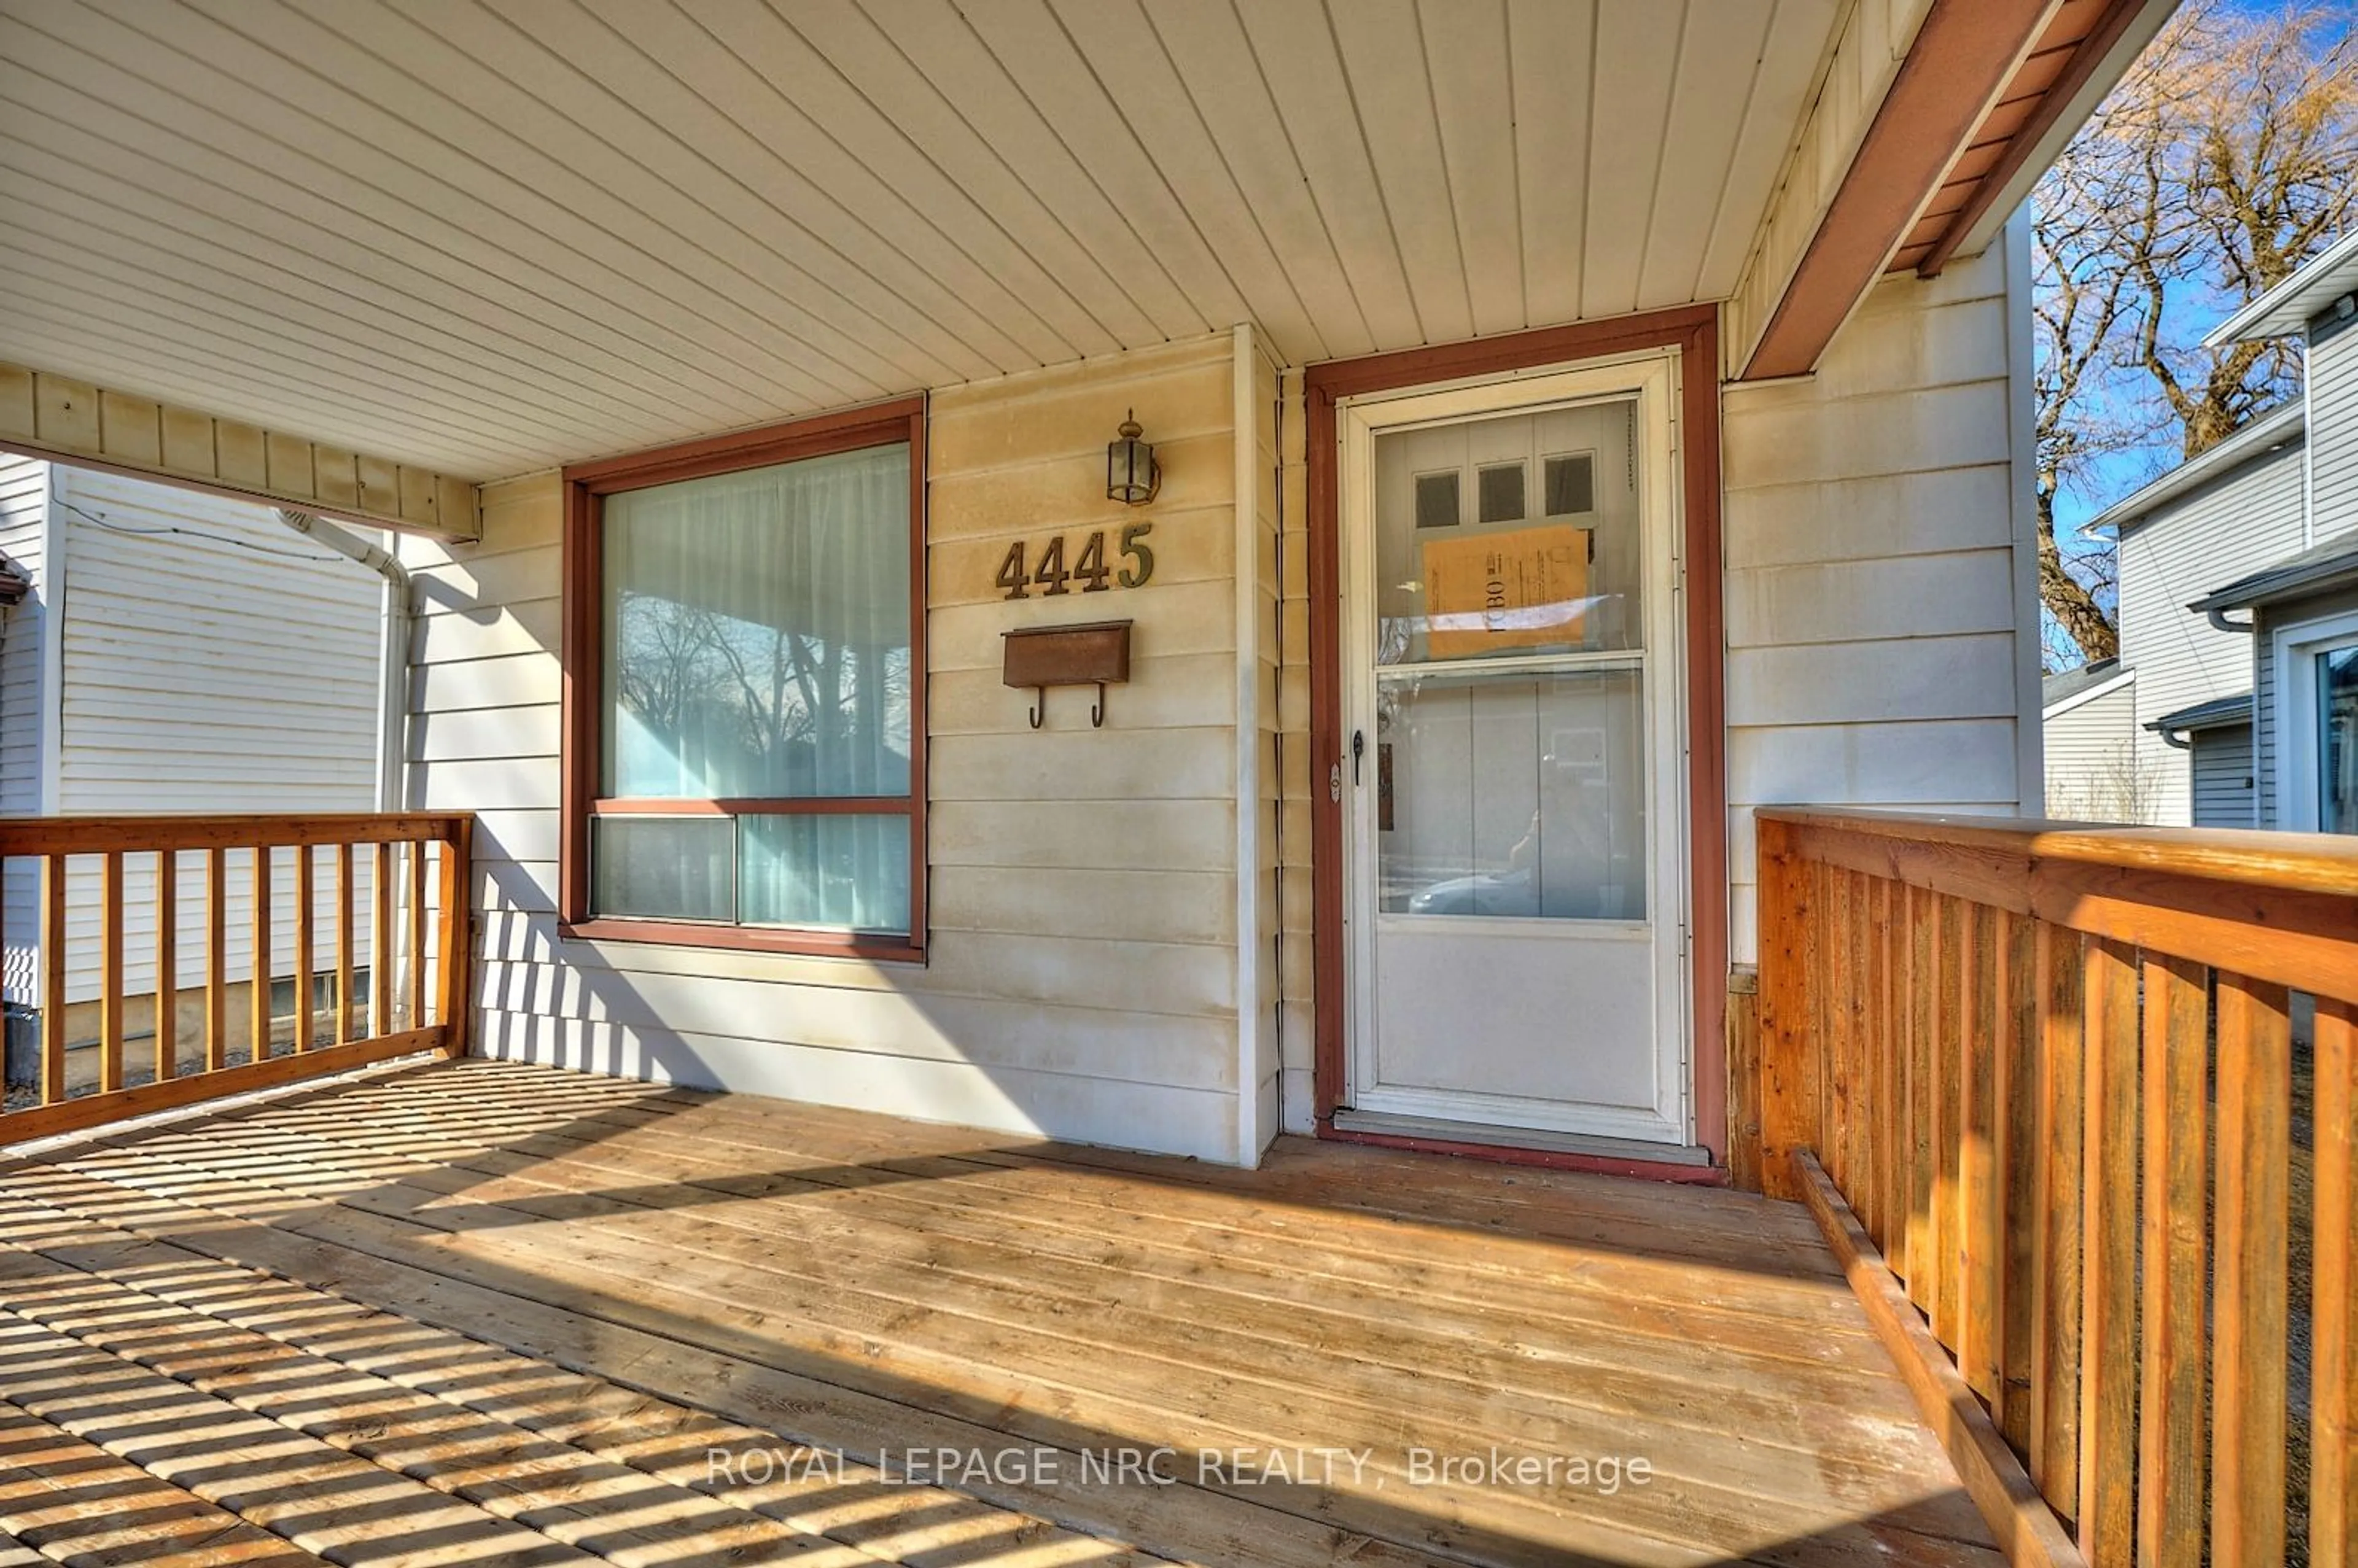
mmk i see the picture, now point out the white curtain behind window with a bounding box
[602,442,911,801]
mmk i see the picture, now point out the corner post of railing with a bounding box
[434,813,475,1060]
[1753,811,1819,1200]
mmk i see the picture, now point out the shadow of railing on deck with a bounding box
[0,1058,2001,1568]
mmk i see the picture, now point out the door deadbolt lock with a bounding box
[1329,762,1342,802]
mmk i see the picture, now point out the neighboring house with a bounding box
[2146,692,2257,828]
[0,453,388,1080]
[2190,536,2358,831]
[2190,230,2358,834]
[2041,658,2141,818]
[2065,403,2306,825]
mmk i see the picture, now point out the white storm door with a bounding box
[1338,357,1689,1146]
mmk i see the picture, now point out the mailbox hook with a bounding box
[1027,688,1046,729]
[1091,682,1107,728]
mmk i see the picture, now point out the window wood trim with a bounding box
[559,397,928,961]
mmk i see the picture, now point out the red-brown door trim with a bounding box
[1302,303,1730,1166]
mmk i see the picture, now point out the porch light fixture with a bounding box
[1106,410,1159,505]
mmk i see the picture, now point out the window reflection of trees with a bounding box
[613,592,908,796]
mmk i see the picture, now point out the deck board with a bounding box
[0,1059,2009,1568]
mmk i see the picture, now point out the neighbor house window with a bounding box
[2319,642,2358,835]
[560,399,926,958]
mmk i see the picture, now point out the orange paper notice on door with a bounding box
[1420,524,1591,658]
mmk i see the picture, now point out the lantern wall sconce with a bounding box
[1106,409,1159,505]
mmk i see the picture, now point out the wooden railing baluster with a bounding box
[40,852,65,1105]
[2030,918,2084,1529]
[205,846,226,1074]
[1933,893,1965,1352]
[1850,869,1874,1237]
[1961,901,1999,1406]
[1827,864,1856,1204]
[2211,970,2290,1568]
[2077,936,2138,1568]
[0,816,470,1147]
[251,844,272,1061]
[335,841,354,1047]
[98,850,124,1093]
[2318,996,2356,1568]
[1997,910,2037,1455]
[1907,880,1934,1309]
[372,840,392,1041]
[2137,953,2207,1568]
[1858,870,1880,1245]
[1875,875,1901,1267]
[294,843,314,1054]
[154,849,177,1082]
[408,837,427,1031]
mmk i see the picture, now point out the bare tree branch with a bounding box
[2031,0,2355,669]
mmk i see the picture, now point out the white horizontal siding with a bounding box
[2042,680,2142,820]
[2310,316,2358,545]
[2114,435,2303,826]
[2258,609,2278,825]
[50,466,384,1003]
[0,451,48,1006]
[2189,723,2255,829]
[1721,227,2034,963]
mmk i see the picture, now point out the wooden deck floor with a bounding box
[0,1058,2003,1568]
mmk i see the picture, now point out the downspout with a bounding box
[275,510,411,813]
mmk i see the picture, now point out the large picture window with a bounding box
[561,400,926,958]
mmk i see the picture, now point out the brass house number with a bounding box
[995,522,1154,600]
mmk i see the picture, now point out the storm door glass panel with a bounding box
[2322,644,2358,834]
[601,443,912,800]
[1376,667,1646,920]
[1372,398,1641,666]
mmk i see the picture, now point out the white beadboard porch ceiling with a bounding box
[0,0,1842,479]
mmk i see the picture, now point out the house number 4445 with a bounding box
[995,523,1154,600]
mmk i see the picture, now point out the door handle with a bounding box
[1352,729,1365,785]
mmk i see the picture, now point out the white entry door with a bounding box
[1338,356,1689,1148]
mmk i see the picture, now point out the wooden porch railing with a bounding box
[1743,808,2354,1568]
[1,813,472,1145]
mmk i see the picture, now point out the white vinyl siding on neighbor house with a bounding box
[2043,675,2139,819]
[2190,723,2255,828]
[49,466,383,1004]
[1721,224,2038,962]
[2308,311,2358,545]
[2114,436,2305,826]
[417,333,1272,1163]
[0,452,49,1006]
